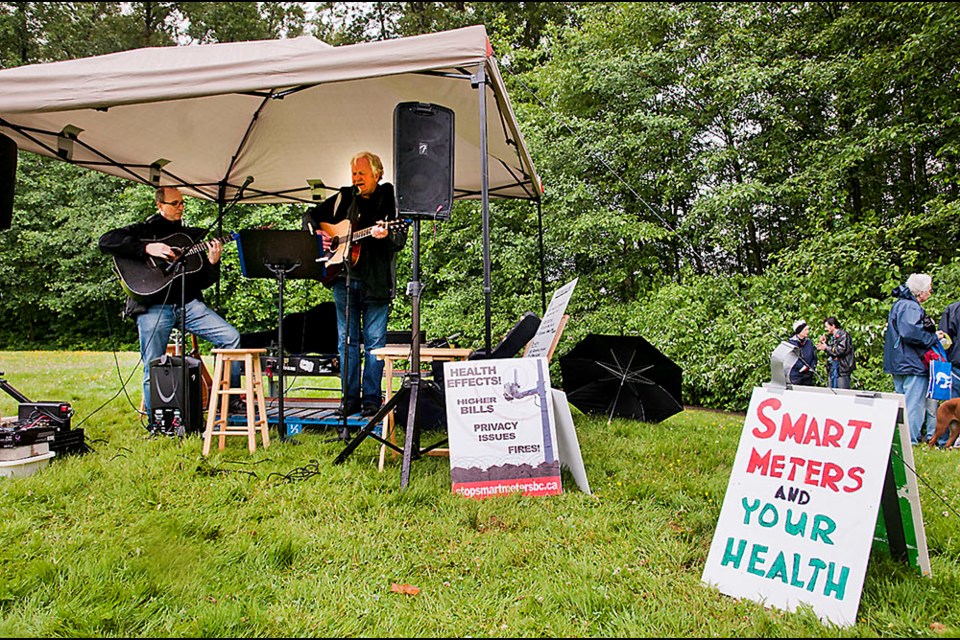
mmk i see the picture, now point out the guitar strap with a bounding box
[344,191,361,261]
[345,190,359,226]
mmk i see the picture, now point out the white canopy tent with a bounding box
[0,25,543,350]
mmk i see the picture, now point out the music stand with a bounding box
[236,229,326,441]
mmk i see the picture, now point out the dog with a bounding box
[928,397,960,448]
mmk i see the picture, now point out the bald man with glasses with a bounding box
[99,186,241,433]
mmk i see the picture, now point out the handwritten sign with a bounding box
[701,386,899,626]
[444,357,562,499]
[524,278,577,360]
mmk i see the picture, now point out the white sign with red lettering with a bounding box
[701,386,899,627]
[444,357,562,500]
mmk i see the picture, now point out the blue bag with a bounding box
[928,343,953,401]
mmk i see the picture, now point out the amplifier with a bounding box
[262,354,339,376]
[149,355,203,435]
[17,401,73,431]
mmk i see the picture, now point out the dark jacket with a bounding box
[98,213,219,313]
[824,328,856,375]
[788,335,818,385]
[883,284,938,376]
[302,184,407,301]
[939,301,960,368]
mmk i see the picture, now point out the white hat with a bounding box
[792,320,807,335]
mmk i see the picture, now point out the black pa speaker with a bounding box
[149,355,203,435]
[0,133,17,230]
[394,102,454,219]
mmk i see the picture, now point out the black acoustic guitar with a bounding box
[112,231,238,302]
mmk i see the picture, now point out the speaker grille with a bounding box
[394,102,454,219]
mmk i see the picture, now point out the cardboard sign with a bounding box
[701,386,900,627]
[552,388,591,495]
[444,357,562,499]
[524,277,577,360]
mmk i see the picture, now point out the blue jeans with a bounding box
[332,279,389,407]
[893,374,939,444]
[136,299,241,414]
[829,360,851,389]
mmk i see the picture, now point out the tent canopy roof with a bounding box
[0,25,541,205]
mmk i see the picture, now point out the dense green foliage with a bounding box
[3,351,960,637]
[2,2,960,411]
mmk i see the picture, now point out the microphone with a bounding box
[353,185,361,196]
[239,175,254,193]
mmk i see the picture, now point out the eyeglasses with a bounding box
[161,200,184,207]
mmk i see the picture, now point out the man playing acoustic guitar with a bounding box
[303,151,408,425]
[99,186,241,431]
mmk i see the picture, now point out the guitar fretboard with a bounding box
[181,234,237,256]
[333,221,405,243]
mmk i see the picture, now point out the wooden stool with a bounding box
[202,348,270,455]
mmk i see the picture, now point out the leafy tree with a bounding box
[177,2,307,43]
[520,2,960,283]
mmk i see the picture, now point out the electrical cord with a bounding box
[195,456,272,479]
[266,458,323,484]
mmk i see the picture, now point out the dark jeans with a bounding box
[332,279,389,407]
[829,360,852,389]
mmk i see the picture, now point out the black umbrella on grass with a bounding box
[559,333,684,424]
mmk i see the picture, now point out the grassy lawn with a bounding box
[1,351,960,637]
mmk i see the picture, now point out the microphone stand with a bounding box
[151,245,192,436]
[176,256,189,437]
[339,243,354,441]
[334,189,359,443]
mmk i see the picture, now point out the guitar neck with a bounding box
[351,227,377,242]
[336,221,402,243]
[183,235,235,256]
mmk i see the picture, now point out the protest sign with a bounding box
[444,357,562,499]
[524,277,577,360]
[701,386,900,626]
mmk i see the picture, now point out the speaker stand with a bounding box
[333,219,446,488]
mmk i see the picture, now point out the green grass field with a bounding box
[2,351,960,637]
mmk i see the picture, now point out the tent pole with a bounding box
[215,182,226,310]
[476,63,492,354]
[538,198,546,314]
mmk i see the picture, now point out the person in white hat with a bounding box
[787,320,818,386]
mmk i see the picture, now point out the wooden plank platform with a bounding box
[225,397,377,433]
